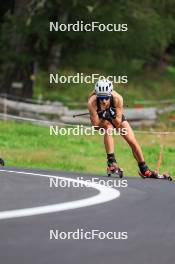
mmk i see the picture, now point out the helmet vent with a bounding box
[95,79,113,96]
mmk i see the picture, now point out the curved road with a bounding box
[0,167,174,264]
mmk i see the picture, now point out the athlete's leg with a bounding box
[99,120,124,175]
[120,121,157,176]
[98,119,119,169]
[120,121,144,162]
[99,119,114,154]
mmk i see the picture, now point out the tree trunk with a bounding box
[48,10,69,73]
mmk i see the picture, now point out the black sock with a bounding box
[107,153,117,164]
[138,161,149,174]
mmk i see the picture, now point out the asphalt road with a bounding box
[0,167,174,264]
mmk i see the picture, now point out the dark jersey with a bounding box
[96,95,126,123]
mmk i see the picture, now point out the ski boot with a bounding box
[107,161,124,178]
[0,158,5,166]
[139,169,172,181]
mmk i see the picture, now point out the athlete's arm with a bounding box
[87,98,100,127]
[112,94,123,127]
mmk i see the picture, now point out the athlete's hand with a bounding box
[101,109,111,121]
[99,108,116,120]
[109,107,116,119]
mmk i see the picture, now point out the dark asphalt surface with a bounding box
[0,167,175,264]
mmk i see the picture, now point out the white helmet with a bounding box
[95,79,113,97]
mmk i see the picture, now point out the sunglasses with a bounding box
[98,96,110,101]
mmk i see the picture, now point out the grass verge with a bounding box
[0,121,174,178]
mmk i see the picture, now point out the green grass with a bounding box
[34,67,175,108]
[0,121,174,178]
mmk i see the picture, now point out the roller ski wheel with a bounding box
[0,158,5,166]
[139,170,172,181]
[156,173,172,181]
[107,165,124,178]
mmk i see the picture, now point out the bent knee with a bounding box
[99,120,113,129]
[104,123,113,130]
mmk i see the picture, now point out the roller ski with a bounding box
[0,158,5,166]
[107,162,124,178]
[139,170,172,181]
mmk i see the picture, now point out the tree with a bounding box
[0,0,36,98]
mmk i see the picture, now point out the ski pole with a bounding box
[156,144,164,173]
[73,110,104,118]
[73,112,90,118]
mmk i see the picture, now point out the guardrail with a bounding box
[0,97,68,118]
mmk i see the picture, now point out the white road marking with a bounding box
[0,169,120,220]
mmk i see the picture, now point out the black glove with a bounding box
[108,107,116,119]
[101,109,111,121]
[99,107,116,120]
